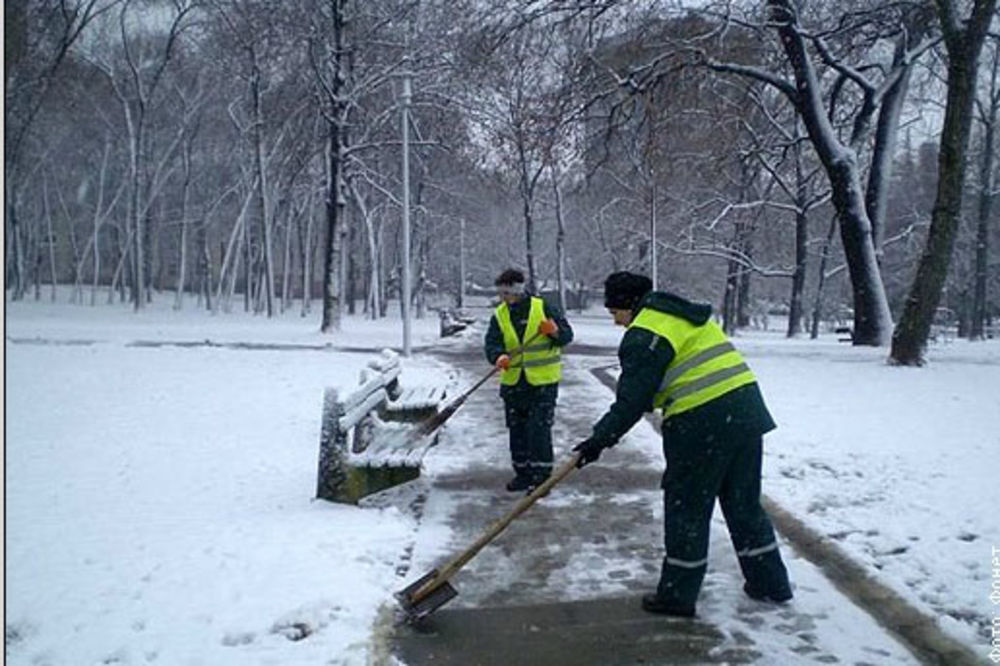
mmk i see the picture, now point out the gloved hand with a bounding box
[573,438,605,468]
[538,318,558,336]
[495,354,511,370]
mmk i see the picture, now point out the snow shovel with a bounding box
[407,330,545,441]
[394,451,582,622]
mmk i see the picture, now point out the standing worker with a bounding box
[573,271,792,617]
[485,268,574,492]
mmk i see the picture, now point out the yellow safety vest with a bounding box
[495,297,562,386]
[628,308,756,418]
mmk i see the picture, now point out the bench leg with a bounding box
[316,388,351,502]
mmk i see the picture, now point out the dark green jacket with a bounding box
[484,295,574,400]
[590,291,775,447]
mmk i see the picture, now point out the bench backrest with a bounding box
[336,350,402,435]
[316,349,444,504]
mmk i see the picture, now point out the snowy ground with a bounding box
[745,332,1000,649]
[5,294,999,665]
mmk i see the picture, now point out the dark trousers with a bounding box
[656,432,790,606]
[503,392,555,481]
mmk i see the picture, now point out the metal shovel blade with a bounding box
[394,569,459,622]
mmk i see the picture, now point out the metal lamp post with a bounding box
[400,67,412,357]
[650,178,658,290]
[459,219,466,309]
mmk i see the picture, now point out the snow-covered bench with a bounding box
[438,308,476,337]
[316,350,446,504]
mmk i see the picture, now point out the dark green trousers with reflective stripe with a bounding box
[656,431,790,606]
[502,385,556,482]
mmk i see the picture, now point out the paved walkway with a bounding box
[387,339,930,665]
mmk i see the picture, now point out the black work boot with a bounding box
[505,475,533,492]
[512,474,549,497]
[527,472,550,489]
[641,593,696,618]
[743,582,793,604]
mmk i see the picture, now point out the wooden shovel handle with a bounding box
[412,453,581,602]
[505,329,545,365]
[437,329,547,412]
[407,330,565,604]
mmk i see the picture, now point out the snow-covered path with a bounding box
[393,343,922,664]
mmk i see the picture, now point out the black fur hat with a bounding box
[604,271,653,310]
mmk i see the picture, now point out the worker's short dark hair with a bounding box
[495,268,525,286]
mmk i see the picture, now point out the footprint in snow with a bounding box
[221,631,256,646]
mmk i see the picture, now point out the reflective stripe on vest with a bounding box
[628,308,756,417]
[496,297,562,386]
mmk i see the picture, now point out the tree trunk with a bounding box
[891,0,996,364]
[649,179,658,290]
[197,220,213,311]
[7,196,25,299]
[108,226,127,304]
[320,0,347,333]
[552,165,568,312]
[458,219,466,309]
[339,201,350,317]
[174,144,193,310]
[768,0,894,345]
[810,214,838,339]
[128,112,145,311]
[413,179,426,320]
[523,197,537,292]
[4,1,101,301]
[321,125,345,332]
[91,222,101,306]
[227,227,244,313]
[346,219,356,315]
[864,48,917,258]
[788,139,809,337]
[721,261,739,335]
[242,199,252,312]
[215,186,254,313]
[90,140,113,306]
[970,135,994,340]
[788,205,809,337]
[351,182,381,319]
[30,219,41,301]
[517,144,541,293]
[251,55,276,318]
[300,177,316,317]
[42,174,58,301]
[956,288,971,338]
[737,271,751,329]
[281,208,294,314]
[970,49,999,340]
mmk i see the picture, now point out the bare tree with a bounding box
[891,0,998,364]
[5,0,122,298]
[969,36,1000,340]
[460,15,580,293]
[208,0,314,317]
[550,163,568,311]
[306,0,353,332]
[83,0,198,310]
[743,97,830,337]
[700,0,937,345]
[173,118,196,310]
